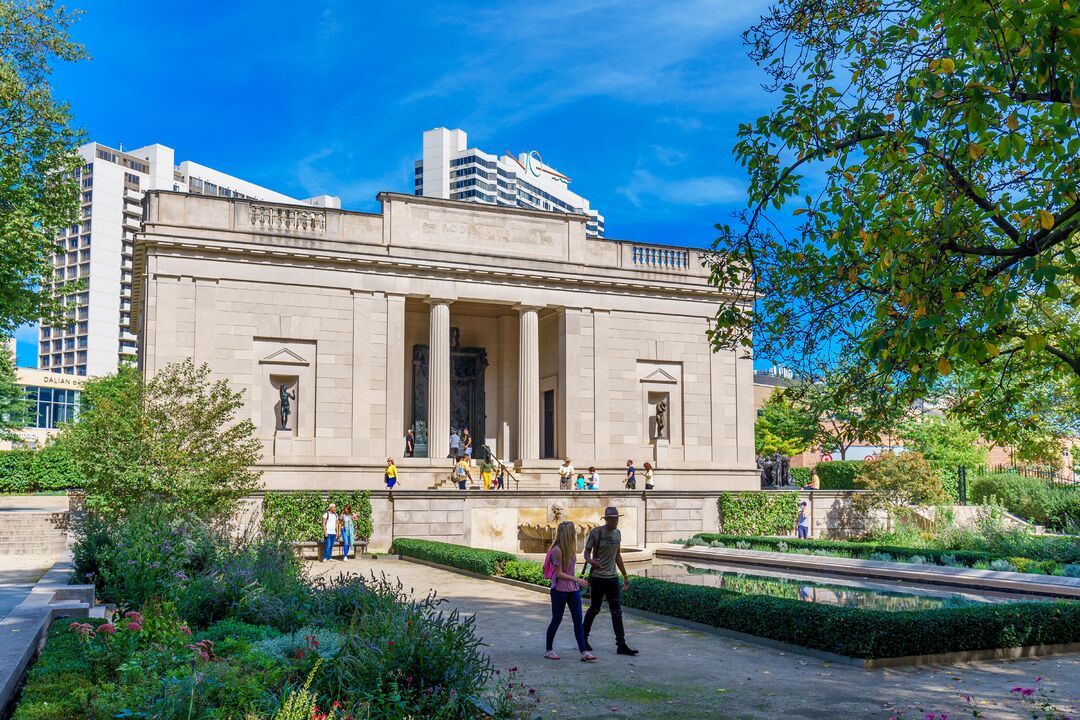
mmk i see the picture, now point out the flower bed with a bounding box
[392,539,1080,660]
[17,510,495,720]
[686,534,1080,577]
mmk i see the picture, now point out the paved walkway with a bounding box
[0,556,56,621]
[309,557,1080,720]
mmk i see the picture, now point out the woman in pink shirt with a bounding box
[544,521,597,662]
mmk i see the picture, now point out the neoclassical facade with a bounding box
[132,192,756,490]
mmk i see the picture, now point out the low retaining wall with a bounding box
[240,489,873,553]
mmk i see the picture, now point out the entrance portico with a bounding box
[133,191,758,490]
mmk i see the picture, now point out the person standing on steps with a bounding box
[582,506,638,656]
[543,521,597,663]
[624,459,636,490]
[385,458,398,489]
[558,458,575,490]
[453,455,472,490]
[448,428,461,459]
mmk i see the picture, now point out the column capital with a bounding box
[514,304,544,314]
[424,296,456,306]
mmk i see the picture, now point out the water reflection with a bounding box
[636,562,981,611]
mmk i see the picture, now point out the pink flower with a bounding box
[123,611,142,621]
[180,625,191,636]
[1010,687,1035,697]
[97,623,116,636]
[126,622,142,632]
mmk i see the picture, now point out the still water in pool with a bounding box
[634,561,995,611]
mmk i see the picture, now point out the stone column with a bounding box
[517,306,540,460]
[427,300,451,460]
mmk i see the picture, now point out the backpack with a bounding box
[542,547,558,582]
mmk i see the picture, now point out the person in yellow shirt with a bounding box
[385,458,398,489]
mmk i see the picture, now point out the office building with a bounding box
[40,142,339,376]
[414,128,605,237]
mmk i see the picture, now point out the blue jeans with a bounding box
[341,529,352,559]
[797,525,809,539]
[546,588,587,652]
[323,533,336,560]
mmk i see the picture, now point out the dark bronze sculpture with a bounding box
[278,383,295,430]
[655,398,667,439]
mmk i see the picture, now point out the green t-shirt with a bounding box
[585,526,622,579]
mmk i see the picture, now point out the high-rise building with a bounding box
[414,128,605,237]
[39,142,339,376]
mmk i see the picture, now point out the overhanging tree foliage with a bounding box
[0,0,86,335]
[755,388,819,455]
[709,0,1080,442]
[0,338,30,440]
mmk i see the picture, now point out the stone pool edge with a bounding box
[653,544,1080,600]
[395,554,1080,668]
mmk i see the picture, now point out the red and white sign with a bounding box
[863,454,878,462]
[819,453,833,462]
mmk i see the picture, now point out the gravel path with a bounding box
[309,556,1080,720]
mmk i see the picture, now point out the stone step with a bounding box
[0,532,68,541]
[0,542,70,555]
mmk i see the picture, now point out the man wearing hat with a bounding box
[582,506,639,656]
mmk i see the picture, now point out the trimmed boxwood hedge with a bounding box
[691,533,1066,575]
[621,576,1080,659]
[815,460,863,490]
[717,491,799,535]
[394,539,1080,659]
[0,444,82,493]
[392,538,516,576]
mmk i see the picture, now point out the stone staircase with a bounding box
[0,510,70,556]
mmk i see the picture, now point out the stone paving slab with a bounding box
[309,556,1080,720]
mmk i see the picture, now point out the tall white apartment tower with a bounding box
[414,128,605,237]
[40,142,339,376]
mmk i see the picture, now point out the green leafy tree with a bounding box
[708,0,1080,437]
[0,337,30,440]
[0,0,87,335]
[900,415,988,498]
[59,359,262,518]
[755,388,819,456]
[853,450,945,520]
[788,364,906,460]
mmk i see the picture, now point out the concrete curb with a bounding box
[0,553,93,719]
[654,545,1080,599]
[396,554,1080,669]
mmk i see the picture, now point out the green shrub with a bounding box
[328,490,374,540]
[0,443,81,493]
[717,491,800,535]
[969,472,1080,533]
[500,559,549,587]
[815,460,863,489]
[392,538,516,576]
[790,467,812,485]
[621,576,1080,659]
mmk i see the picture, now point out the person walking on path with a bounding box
[340,505,355,561]
[385,458,398,489]
[480,458,495,490]
[583,507,638,656]
[643,462,655,490]
[558,458,575,490]
[544,521,597,662]
[624,460,636,490]
[321,503,339,563]
[453,455,472,490]
[795,500,811,539]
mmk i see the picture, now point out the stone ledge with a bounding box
[0,554,91,717]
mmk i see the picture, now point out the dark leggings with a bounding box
[546,588,586,652]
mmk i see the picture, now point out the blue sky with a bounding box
[17,0,778,365]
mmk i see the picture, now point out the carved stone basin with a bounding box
[517,521,598,553]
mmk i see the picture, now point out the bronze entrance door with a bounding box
[410,344,488,458]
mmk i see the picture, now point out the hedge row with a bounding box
[815,460,863,490]
[691,533,1071,574]
[391,538,516,576]
[969,472,1080,533]
[621,576,1080,659]
[394,539,1080,659]
[0,445,82,493]
[717,491,799,535]
[261,490,374,542]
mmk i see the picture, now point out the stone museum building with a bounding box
[132,191,756,491]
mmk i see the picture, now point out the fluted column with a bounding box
[427,300,451,460]
[517,306,540,460]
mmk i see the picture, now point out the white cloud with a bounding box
[295,146,411,210]
[651,145,688,167]
[617,168,744,207]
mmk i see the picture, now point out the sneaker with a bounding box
[616,644,639,656]
[580,652,598,663]
[544,650,560,660]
